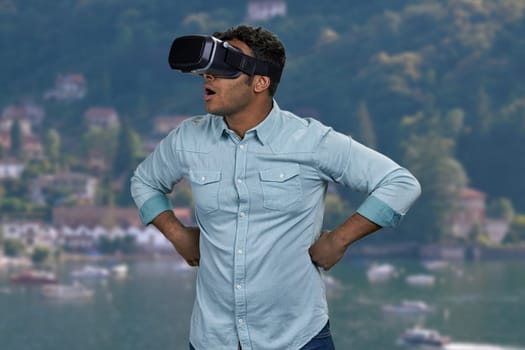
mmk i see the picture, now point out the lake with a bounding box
[1,257,524,350]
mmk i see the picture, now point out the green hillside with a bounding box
[2,0,525,242]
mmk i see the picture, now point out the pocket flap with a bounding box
[259,164,300,183]
[189,170,221,184]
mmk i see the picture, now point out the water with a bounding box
[1,258,524,350]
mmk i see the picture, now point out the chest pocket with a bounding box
[189,170,221,213]
[259,164,302,211]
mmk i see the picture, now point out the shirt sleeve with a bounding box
[315,128,421,227]
[130,128,184,225]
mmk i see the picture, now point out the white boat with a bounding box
[422,260,449,271]
[406,274,436,287]
[382,300,434,314]
[71,265,110,279]
[41,282,95,301]
[367,263,397,282]
[398,326,450,347]
[111,264,128,279]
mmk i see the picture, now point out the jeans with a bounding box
[189,320,335,350]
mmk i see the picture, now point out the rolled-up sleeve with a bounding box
[130,129,183,225]
[316,129,421,227]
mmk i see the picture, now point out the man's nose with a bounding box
[203,73,215,81]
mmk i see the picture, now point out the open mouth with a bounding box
[205,88,216,96]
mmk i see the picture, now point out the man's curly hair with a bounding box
[213,25,286,96]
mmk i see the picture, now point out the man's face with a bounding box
[202,39,256,118]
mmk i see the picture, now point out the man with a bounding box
[130,25,421,350]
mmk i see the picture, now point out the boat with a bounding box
[406,274,436,287]
[422,260,449,271]
[9,270,58,284]
[41,282,95,301]
[367,263,397,282]
[71,265,110,279]
[398,326,450,347]
[382,300,434,314]
[111,264,129,279]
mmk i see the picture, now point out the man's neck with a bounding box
[225,98,273,138]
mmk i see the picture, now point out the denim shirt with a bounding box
[130,101,421,350]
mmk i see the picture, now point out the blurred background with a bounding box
[1,1,525,349]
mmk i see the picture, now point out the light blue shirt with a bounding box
[130,101,421,350]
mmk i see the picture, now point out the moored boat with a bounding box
[398,326,450,347]
[41,282,94,301]
[71,265,110,279]
[9,270,58,284]
[382,300,434,314]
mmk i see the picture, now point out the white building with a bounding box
[246,0,287,22]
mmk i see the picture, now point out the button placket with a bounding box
[233,140,249,344]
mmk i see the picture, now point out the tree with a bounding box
[43,128,61,166]
[31,246,51,264]
[9,119,23,158]
[401,110,468,242]
[112,118,143,179]
[323,193,353,230]
[3,238,25,257]
[504,214,525,244]
[486,197,515,221]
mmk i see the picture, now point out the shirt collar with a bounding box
[251,99,280,146]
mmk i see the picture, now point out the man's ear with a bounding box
[254,75,271,93]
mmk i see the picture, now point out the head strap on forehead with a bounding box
[223,44,282,82]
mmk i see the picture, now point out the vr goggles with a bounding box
[168,35,282,82]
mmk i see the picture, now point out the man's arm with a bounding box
[310,130,422,270]
[152,210,200,266]
[309,213,380,270]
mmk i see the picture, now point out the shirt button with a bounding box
[238,249,243,254]
[239,212,245,217]
[279,173,284,178]
[238,319,244,324]
[201,176,206,182]
[236,284,242,289]
[239,144,244,150]
[237,178,242,183]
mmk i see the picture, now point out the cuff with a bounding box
[139,195,172,225]
[357,196,402,228]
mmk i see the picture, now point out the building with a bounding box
[246,0,287,22]
[0,158,25,179]
[31,172,98,205]
[44,73,87,100]
[84,107,119,129]
[448,187,486,238]
[153,115,188,136]
[1,101,45,126]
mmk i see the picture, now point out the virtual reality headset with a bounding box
[168,35,282,82]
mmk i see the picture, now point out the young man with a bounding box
[131,25,421,350]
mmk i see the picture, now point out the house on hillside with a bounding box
[0,131,11,153]
[153,115,188,136]
[448,187,486,238]
[22,135,44,159]
[1,221,59,252]
[0,158,25,179]
[84,107,119,129]
[44,73,87,101]
[0,116,33,136]
[246,0,287,22]
[1,101,45,126]
[447,187,511,243]
[31,172,98,205]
